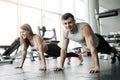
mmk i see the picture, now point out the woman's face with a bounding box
[20,29,29,39]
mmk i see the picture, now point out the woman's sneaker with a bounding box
[78,55,83,65]
[67,57,71,65]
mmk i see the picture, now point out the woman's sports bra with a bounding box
[30,36,46,51]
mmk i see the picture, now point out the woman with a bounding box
[16,23,47,71]
[16,23,83,71]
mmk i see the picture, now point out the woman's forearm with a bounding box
[40,52,46,67]
[20,51,27,67]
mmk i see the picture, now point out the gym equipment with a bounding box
[72,47,82,54]
[2,37,20,56]
[38,26,46,37]
[0,37,20,64]
[37,26,57,41]
[98,11,118,18]
[0,53,13,64]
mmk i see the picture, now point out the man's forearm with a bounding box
[60,49,66,68]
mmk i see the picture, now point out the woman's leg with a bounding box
[46,43,82,57]
[45,44,61,57]
[66,52,83,64]
[46,43,83,64]
[66,52,78,57]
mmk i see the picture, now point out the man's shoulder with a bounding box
[76,22,88,25]
[76,22,89,28]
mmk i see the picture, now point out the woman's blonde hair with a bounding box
[20,23,34,48]
[20,23,34,35]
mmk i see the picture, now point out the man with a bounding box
[55,13,119,73]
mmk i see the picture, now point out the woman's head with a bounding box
[20,23,34,39]
[20,23,34,47]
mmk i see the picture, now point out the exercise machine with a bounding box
[37,26,58,41]
[0,37,20,64]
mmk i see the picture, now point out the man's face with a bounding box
[62,17,75,31]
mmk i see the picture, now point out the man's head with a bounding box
[61,13,76,32]
[61,13,75,20]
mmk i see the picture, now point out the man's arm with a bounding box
[82,25,100,73]
[60,36,69,68]
[55,32,69,71]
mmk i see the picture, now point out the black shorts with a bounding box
[45,43,61,57]
[96,34,112,54]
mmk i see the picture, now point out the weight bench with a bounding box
[0,37,20,64]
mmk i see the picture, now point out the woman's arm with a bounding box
[35,35,46,71]
[16,44,28,68]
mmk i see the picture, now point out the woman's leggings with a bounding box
[45,43,79,57]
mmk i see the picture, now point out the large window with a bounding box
[74,0,86,20]
[20,6,42,33]
[0,0,86,50]
[45,0,60,13]
[61,0,74,14]
[43,12,60,40]
[0,1,17,45]
[21,0,42,9]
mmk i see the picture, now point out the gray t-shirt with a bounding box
[64,22,99,52]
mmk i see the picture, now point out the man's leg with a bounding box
[95,34,117,64]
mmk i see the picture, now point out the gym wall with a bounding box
[100,10,120,35]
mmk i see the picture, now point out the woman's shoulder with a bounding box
[33,34,40,37]
[33,34,43,41]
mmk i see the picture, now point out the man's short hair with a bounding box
[61,13,74,20]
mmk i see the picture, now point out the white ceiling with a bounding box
[99,0,120,10]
